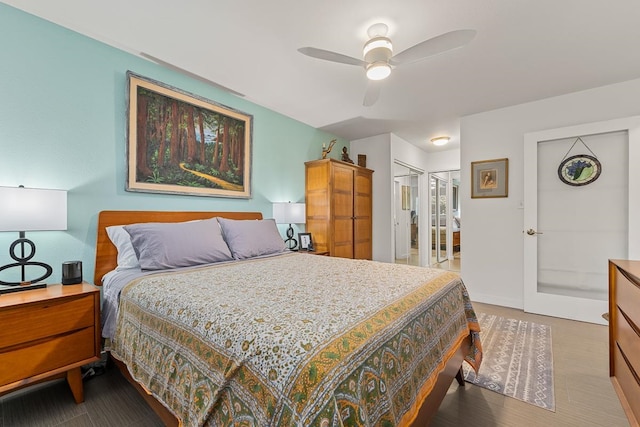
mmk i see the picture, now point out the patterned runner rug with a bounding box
[463,312,555,411]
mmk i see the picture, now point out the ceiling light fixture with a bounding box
[363,35,393,81]
[366,62,392,80]
[431,136,450,146]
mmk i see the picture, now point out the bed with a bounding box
[94,210,481,426]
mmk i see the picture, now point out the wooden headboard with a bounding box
[94,210,263,286]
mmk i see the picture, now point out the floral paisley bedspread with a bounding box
[111,253,481,426]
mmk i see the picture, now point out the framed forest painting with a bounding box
[126,72,252,198]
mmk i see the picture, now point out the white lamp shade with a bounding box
[272,202,305,224]
[0,186,67,232]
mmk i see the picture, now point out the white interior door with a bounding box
[523,118,640,325]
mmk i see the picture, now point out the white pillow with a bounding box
[106,225,140,270]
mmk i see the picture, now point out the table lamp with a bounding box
[273,202,305,250]
[0,185,67,290]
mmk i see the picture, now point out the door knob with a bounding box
[525,229,543,235]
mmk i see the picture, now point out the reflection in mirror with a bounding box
[428,170,460,272]
[394,162,422,266]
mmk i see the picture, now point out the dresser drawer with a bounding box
[0,294,95,349]
[613,345,640,424]
[615,310,640,382]
[616,268,640,327]
[0,326,95,386]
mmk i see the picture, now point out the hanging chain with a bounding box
[560,137,598,161]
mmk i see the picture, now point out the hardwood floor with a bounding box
[433,302,629,427]
[0,302,628,426]
[0,359,164,427]
[430,250,460,272]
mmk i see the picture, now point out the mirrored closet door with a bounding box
[428,170,460,271]
[394,162,422,266]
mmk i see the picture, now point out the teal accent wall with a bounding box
[0,4,346,284]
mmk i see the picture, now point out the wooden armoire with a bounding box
[305,158,373,259]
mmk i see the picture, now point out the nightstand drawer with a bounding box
[0,326,95,386]
[0,294,95,348]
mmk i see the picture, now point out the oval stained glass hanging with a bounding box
[557,154,601,186]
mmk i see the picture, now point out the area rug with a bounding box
[463,312,555,411]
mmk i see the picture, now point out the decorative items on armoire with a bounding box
[321,139,337,159]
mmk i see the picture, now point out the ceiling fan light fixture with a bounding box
[366,62,391,80]
[430,136,450,146]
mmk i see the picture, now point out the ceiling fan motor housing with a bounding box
[363,36,393,64]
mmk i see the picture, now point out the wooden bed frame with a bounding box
[94,210,469,426]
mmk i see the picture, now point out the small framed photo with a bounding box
[471,158,509,198]
[298,233,313,251]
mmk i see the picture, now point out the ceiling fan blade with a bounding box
[363,81,382,107]
[298,47,366,67]
[390,29,476,66]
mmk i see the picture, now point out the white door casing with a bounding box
[523,116,640,325]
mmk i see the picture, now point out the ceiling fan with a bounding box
[298,23,476,106]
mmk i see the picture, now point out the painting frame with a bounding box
[298,232,313,251]
[401,185,411,210]
[471,158,509,198]
[452,184,459,210]
[126,71,253,198]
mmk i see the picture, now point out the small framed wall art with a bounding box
[298,233,314,251]
[471,158,509,198]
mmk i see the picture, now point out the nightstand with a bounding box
[0,283,101,403]
[301,250,330,256]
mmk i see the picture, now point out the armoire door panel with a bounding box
[354,194,371,217]
[333,193,354,217]
[354,242,372,260]
[333,244,354,259]
[306,166,330,192]
[354,218,371,238]
[332,167,354,193]
[355,173,371,191]
[333,219,354,245]
[306,193,329,217]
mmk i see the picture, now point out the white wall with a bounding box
[425,149,461,175]
[351,133,431,263]
[351,134,392,261]
[461,77,640,309]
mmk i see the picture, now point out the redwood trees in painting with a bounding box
[128,73,251,198]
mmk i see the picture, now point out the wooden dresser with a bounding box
[608,259,640,426]
[0,283,101,403]
[305,158,373,259]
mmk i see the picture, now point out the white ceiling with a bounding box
[5,0,640,153]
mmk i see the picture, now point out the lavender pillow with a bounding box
[217,218,286,259]
[124,218,232,270]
